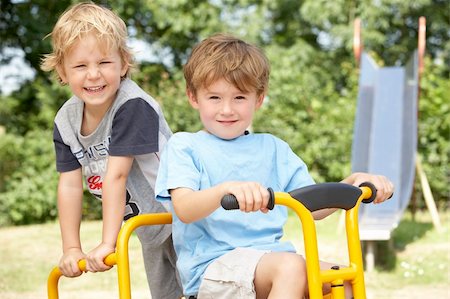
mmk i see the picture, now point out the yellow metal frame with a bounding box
[275,186,372,299]
[48,186,372,299]
[47,213,172,299]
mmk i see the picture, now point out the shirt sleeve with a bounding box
[277,139,315,192]
[53,124,81,172]
[109,98,160,156]
[155,133,201,203]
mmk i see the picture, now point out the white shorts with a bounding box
[197,247,268,299]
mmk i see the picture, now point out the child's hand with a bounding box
[59,247,86,277]
[344,172,394,204]
[225,181,270,213]
[85,242,115,272]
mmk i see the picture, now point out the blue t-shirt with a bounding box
[155,131,314,295]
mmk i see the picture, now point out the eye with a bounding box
[209,96,221,101]
[74,64,86,69]
[100,61,112,65]
[235,96,246,101]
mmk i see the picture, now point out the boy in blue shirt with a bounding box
[155,33,394,299]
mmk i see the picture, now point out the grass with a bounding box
[0,221,150,299]
[0,210,449,299]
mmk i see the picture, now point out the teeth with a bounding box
[85,86,103,92]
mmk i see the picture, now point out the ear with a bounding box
[56,65,67,84]
[120,63,128,78]
[255,93,265,109]
[120,53,131,78]
[187,89,199,109]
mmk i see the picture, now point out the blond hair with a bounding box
[41,1,133,81]
[183,33,270,96]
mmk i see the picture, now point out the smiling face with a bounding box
[188,78,264,140]
[57,32,128,113]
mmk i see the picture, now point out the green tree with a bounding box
[417,57,449,205]
[1,0,72,77]
[0,129,57,225]
[0,0,448,226]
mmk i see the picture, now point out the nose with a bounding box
[220,100,233,115]
[86,66,100,80]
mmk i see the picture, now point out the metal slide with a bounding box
[351,51,418,241]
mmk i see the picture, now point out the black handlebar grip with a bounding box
[359,182,377,203]
[221,188,275,210]
[221,194,240,210]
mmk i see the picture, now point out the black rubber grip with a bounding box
[359,182,377,203]
[221,188,275,210]
[221,194,240,210]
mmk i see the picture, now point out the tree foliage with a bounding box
[0,0,448,225]
[0,130,57,225]
[417,57,450,206]
[0,0,70,77]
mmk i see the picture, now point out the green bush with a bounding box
[0,130,58,226]
[417,58,450,204]
[0,129,102,226]
[254,43,357,183]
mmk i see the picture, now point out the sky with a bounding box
[0,48,35,95]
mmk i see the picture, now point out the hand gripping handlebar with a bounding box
[221,182,377,211]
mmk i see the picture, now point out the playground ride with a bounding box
[351,17,441,271]
[49,182,378,299]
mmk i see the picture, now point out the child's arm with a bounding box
[170,181,270,223]
[312,172,394,220]
[85,156,134,272]
[57,168,85,277]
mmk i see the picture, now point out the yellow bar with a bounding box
[47,266,62,299]
[345,186,371,299]
[276,186,372,299]
[47,213,172,299]
[275,192,324,299]
[331,279,346,298]
[47,253,117,299]
[116,213,172,299]
[321,266,357,283]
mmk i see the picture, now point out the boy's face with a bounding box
[57,32,128,112]
[188,78,264,140]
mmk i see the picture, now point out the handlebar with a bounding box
[221,187,276,210]
[48,213,173,299]
[221,182,377,211]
